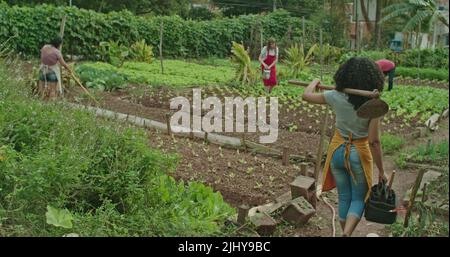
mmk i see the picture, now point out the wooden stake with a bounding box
[300,163,308,176]
[302,16,305,46]
[59,14,67,95]
[165,113,171,136]
[314,29,328,183]
[159,21,164,74]
[282,147,289,166]
[237,205,250,225]
[260,21,264,50]
[418,183,427,223]
[404,169,426,228]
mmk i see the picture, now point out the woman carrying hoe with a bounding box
[38,36,72,100]
[302,57,389,236]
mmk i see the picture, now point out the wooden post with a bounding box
[314,29,329,183]
[300,163,308,176]
[282,147,289,166]
[59,14,67,95]
[355,0,360,51]
[241,135,247,149]
[159,21,164,74]
[165,113,171,137]
[417,23,421,80]
[404,169,426,228]
[302,16,305,46]
[237,204,250,225]
[59,15,67,50]
[418,183,427,224]
[260,21,264,51]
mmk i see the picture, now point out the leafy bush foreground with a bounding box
[0,63,235,236]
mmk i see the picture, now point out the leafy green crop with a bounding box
[396,67,449,82]
[76,60,235,88]
[75,63,126,91]
[383,85,449,123]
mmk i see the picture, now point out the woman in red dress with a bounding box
[258,38,278,93]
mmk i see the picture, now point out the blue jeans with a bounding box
[331,144,368,221]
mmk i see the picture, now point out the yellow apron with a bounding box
[322,130,373,202]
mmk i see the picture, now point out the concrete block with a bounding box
[281,197,316,226]
[249,212,277,236]
[290,175,315,200]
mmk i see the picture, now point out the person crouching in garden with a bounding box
[259,38,278,93]
[375,59,396,91]
[302,57,388,236]
[38,36,72,100]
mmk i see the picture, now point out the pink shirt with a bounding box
[375,59,395,72]
[40,45,62,66]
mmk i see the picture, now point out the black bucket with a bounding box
[364,181,397,224]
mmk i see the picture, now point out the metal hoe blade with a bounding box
[356,99,389,119]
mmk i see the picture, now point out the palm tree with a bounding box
[380,0,448,33]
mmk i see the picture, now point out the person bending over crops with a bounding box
[302,57,388,236]
[375,59,396,91]
[259,38,278,93]
[38,36,72,100]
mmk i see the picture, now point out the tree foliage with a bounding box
[380,0,449,32]
[4,0,191,16]
[211,0,322,18]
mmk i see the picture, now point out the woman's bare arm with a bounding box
[368,118,387,183]
[58,55,71,72]
[302,79,326,104]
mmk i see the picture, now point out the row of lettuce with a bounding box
[0,62,235,236]
[74,59,448,95]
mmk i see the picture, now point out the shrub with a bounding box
[396,67,449,82]
[381,133,405,154]
[0,5,320,59]
[0,61,235,236]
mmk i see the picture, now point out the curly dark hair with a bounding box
[50,36,62,49]
[333,57,384,111]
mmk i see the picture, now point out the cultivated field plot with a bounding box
[68,59,449,210]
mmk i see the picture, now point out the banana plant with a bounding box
[130,39,153,64]
[284,43,317,78]
[315,43,343,65]
[230,41,256,85]
[99,41,129,67]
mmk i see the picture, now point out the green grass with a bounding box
[396,140,449,168]
[381,133,406,154]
